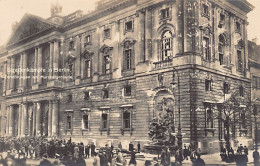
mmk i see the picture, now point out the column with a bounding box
[6,106,9,136]
[9,105,14,136]
[49,42,54,78]
[75,36,81,79]
[23,52,27,88]
[21,103,27,136]
[32,103,37,136]
[37,46,42,84]
[48,100,53,136]
[52,100,59,136]
[35,102,41,136]
[3,61,7,94]
[34,48,38,84]
[53,41,59,77]
[10,56,15,90]
[18,104,22,136]
[19,53,23,88]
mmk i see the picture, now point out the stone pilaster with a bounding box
[32,103,37,136]
[23,52,27,88]
[10,56,15,90]
[145,9,152,61]
[21,103,27,136]
[3,61,7,94]
[35,102,41,136]
[9,105,14,136]
[18,104,22,136]
[48,100,53,136]
[75,36,81,80]
[53,40,59,77]
[52,100,59,136]
[33,48,38,84]
[6,106,9,136]
[49,42,54,78]
[37,46,42,84]
[138,10,145,63]
[19,54,23,88]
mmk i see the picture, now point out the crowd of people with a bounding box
[220,144,249,165]
[0,136,140,166]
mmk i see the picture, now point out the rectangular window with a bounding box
[203,37,210,61]
[237,50,243,71]
[84,35,91,46]
[125,21,133,32]
[236,22,241,33]
[84,60,91,78]
[202,4,209,18]
[239,86,244,97]
[67,115,72,130]
[124,85,131,96]
[223,82,229,94]
[101,113,108,129]
[125,49,132,70]
[104,28,110,39]
[69,64,73,77]
[104,55,110,74]
[103,89,109,99]
[161,8,170,19]
[240,112,246,129]
[83,115,89,129]
[123,111,131,129]
[69,41,74,51]
[84,91,90,100]
[219,13,225,28]
[219,54,224,65]
[205,79,212,91]
[253,76,257,89]
[68,94,73,102]
[206,105,214,128]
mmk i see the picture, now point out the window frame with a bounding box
[223,82,230,94]
[84,91,90,100]
[68,94,73,102]
[159,30,173,62]
[99,108,110,135]
[80,108,91,133]
[120,105,133,135]
[201,4,210,19]
[235,21,241,34]
[84,59,92,78]
[203,36,211,61]
[103,89,109,99]
[69,40,75,51]
[205,79,212,91]
[84,35,92,47]
[125,20,133,33]
[237,50,243,72]
[104,28,111,39]
[124,85,132,97]
[64,110,74,133]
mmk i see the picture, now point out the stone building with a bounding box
[248,39,260,144]
[0,0,254,152]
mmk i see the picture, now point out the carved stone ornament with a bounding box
[81,49,94,59]
[65,52,76,64]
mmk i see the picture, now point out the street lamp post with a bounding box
[253,104,258,151]
[171,69,183,161]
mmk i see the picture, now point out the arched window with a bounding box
[218,35,225,65]
[160,30,173,61]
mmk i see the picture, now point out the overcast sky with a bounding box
[0,0,259,46]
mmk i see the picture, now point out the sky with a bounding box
[0,0,259,46]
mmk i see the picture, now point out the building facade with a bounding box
[0,0,254,152]
[248,39,260,145]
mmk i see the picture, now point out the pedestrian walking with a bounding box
[137,142,141,153]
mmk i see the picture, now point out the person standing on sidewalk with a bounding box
[253,150,259,166]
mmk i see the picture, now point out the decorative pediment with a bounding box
[81,49,94,59]
[65,52,76,64]
[121,37,136,48]
[199,24,212,35]
[7,14,56,47]
[99,44,113,53]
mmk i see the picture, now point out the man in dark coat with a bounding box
[253,150,260,166]
[91,143,96,157]
[193,154,205,166]
[137,142,141,153]
[129,142,134,152]
[85,145,90,158]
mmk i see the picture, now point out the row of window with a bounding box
[202,4,242,33]
[205,80,244,96]
[205,103,247,130]
[66,109,131,131]
[67,85,132,102]
[252,76,260,89]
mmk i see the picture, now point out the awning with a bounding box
[80,108,91,111]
